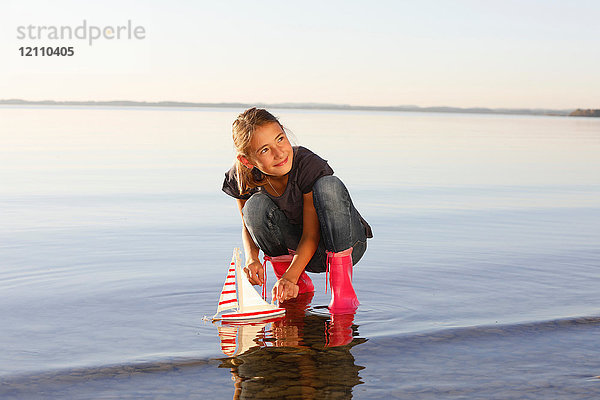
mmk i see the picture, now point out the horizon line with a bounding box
[0,98,589,117]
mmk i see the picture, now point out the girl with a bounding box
[222,108,372,314]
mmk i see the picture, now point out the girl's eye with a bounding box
[260,148,268,154]
[277,136,285,142]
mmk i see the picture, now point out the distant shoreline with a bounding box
[0,98,585,117]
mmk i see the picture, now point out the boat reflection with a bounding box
[216,293,366,399]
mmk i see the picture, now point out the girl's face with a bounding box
[246,122,293,177]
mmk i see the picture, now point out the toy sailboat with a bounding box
[212,248,285,321]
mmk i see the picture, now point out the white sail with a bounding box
[235,249,282,313]
[213,253,239,318]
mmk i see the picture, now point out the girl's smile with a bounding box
[274,156,289,167]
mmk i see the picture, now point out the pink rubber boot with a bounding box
[264,254,315,294]
[327,248,360,314]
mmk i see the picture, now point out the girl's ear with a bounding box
[237,154,253,169]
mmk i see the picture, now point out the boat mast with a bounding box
[235,248,245,312]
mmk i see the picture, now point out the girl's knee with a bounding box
[243,193,275,227]
[313,176,348,205]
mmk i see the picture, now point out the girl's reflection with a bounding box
[217,293,366,399]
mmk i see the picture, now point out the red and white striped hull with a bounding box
[218,308,286,321]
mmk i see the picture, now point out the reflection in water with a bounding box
[216,293,367,399]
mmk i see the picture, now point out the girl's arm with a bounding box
[237,198,264,285]
[273,191,320,302]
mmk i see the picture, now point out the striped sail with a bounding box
[214,254,238,317]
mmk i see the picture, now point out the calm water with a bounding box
[1,106,600,398]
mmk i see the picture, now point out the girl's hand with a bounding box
[244,261,264,285]
[272,278,299,303]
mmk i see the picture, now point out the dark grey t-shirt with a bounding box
[222,146,372,237]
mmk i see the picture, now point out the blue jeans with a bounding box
[243,176,367,273]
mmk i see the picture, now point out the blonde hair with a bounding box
[232,108,283,196]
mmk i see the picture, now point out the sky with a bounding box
[1,0,599,109]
